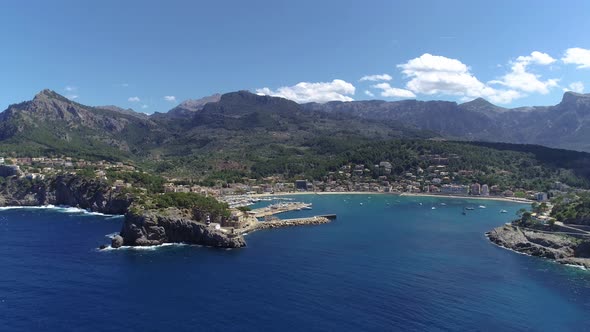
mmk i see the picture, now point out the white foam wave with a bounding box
[0,204,56,211]
[99,243,191,251]
[105,232,119,239]
[564,264,588,271]
[0,205,122,217]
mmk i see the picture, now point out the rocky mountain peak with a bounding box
[157,93,222,119]
[34,89,54,99]
[176,93,221,110]
[561,91,590,106]
[33,89,69,102]
[459,97,506,113]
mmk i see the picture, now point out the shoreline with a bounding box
[486,224,590,270]
[250,191,532,204]
[0,204,123,216]
[485,233,588,271]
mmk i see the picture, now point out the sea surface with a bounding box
[1,195,590,331]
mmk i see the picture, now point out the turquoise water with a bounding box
[1,195,589,331]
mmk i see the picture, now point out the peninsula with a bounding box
[487,197,590,269]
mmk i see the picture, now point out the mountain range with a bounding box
[1,89,590,163]
[303,92,590,152]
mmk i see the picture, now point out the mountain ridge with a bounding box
[2,89,590,156]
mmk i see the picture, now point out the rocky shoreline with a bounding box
[0,175,246,248]
[0,174,132,215]
[486,224,590,269]
[0,175,336,249]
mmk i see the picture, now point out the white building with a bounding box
[481,184,489,196]
[535,192,548,202]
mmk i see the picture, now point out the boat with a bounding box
[478,205,486,209]
[431,207,436,210]
[465,207,475,210]
[500,209,508,213]
[440,203,447,206]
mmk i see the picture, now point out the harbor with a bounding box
[249,202,314,218]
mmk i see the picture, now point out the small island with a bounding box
[487,196,590,269]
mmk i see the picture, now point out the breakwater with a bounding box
[254,216,332,230]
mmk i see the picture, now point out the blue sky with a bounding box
[1,0,589,113]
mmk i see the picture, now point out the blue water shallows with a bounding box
[1,195,589,332]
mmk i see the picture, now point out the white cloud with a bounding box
[66,94,79,100]
[372,83,416,98]
[359,74,392,82]
[164,96,177,102]
[128,96,141,102]
[256,79,355,103]
[64,86,77,92]
[562,47,590,69]
[489,51,559,95]
[397,53,520,104]
[563,81,585,93]
[364,90,375,97]
[516,51,556,66]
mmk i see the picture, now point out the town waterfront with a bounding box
[1,194,590,331]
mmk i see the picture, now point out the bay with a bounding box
[1,195,589,331]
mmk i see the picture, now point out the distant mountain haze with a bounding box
[301,91,590,152]
[0,90,433,160]
[1,89,590,158]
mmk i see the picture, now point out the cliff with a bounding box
[114,209,246,248]
[0,175,245,248]
[0,174,335,249]
[0,175,132,214]
[487,224,590,269]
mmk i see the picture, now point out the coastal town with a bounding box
[0,153,572,204]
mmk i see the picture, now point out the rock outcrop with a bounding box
[116,210,246,248]
[0,175,132,214]
[487,224,590,269]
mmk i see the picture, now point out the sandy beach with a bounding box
[250,191,532,204]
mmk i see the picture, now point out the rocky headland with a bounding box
[0,175,333,249]
[487,224,590,269]
[0,175,245,248]
[0,174,132,214]
[113,209,246,249]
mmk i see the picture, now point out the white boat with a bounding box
[440,203,447,206]
[500,209,508,213]
[478,205,486,209]
[431,207,436,210]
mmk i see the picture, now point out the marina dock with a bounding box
[250,202,313,218]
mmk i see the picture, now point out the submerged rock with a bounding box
[111,235,124,248]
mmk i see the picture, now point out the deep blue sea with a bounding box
[1,195,590,331]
